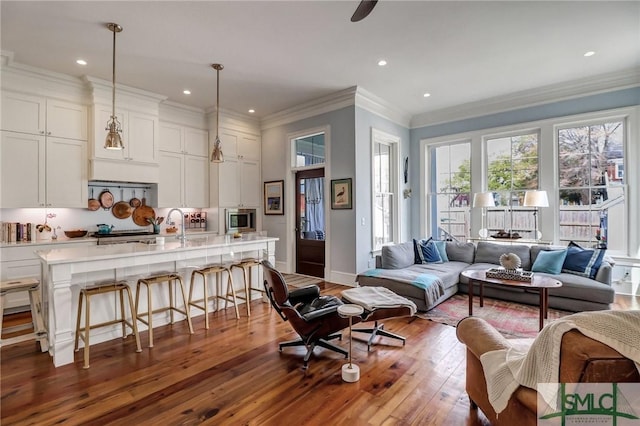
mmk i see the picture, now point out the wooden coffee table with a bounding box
[461,269,562,331]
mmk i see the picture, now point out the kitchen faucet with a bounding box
[167,208,186,244]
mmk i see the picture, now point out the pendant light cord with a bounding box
[111,25,116,119]
[216,66,219,139]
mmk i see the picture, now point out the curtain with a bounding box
[306,177,324,238]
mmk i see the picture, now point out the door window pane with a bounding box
[294,133,325,166]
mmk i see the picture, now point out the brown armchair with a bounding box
[262,261,358,371]
[456,316,640,426]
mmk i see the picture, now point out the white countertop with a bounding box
[37,235,278,265]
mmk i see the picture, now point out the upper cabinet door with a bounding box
[1,92,45,135]
[0,131,46,207]
[45,137,87,207]
[219,130,239,159]
[46,100,87,140]
[128,112,157,163]
[184,128,208,157]
[238,134,260,161]
[159,122,183,152]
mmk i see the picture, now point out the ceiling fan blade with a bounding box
[351,0,378,22]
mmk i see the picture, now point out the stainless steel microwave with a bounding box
[225,208,256,233]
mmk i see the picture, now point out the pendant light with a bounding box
[104,22,124,150]
[210,63,224,163]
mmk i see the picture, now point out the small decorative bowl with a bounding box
[166,227,178,234]
[64,230,88,238]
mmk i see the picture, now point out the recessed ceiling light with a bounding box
[76,59,87,66]
[183,90,191,95]
[423,92,431,98]
[377,59,387,66]
[584,51,595,57]
[248,109,255,114]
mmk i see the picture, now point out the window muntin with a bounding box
[373,140,394,250]
[431,142,471,241]
[485,133,539,237]
[294,133,325,167]
[558,120,625,248]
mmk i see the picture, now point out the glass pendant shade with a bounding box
[211,135,224,162]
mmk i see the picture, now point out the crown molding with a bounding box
[410,67,640,129]
[159,101,208,129]
[208,108,261,136]
[260,86,357,130]
[355,87,411,127]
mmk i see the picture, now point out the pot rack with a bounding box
[88,181,153,190]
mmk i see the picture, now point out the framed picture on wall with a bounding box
[331,178,352,209]
[264,180,284,215]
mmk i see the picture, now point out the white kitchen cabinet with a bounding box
[216,128,261,208]
[1,92,87,141]
[158,123,209,208]
[92,105,157,164]
[218,156,260,208]
[0,131,87,208]
[0,241,95,311]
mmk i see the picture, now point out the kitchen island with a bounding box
[37,235,277,367]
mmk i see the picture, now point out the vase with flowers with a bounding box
[36,213,57,241]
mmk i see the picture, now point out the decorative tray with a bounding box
[486,268,533,282]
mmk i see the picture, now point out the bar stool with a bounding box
[0,278,48,352]
[230,258,264,316]
[74,280,141,369]
[135,272,194,347]
[188,264,239,328]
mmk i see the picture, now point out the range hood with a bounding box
[89,157,160,183]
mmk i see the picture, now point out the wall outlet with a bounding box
[361,217,365,226]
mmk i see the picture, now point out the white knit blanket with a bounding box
[480,310,640,414]
[341,286,417,316]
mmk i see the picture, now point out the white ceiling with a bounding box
[2,1,639,122]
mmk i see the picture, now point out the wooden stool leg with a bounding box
[83,293,91,369]
[124,286,142,353]
[146,283,154,348]
[169,279,175,325]
[119,288,126,338]
[176,276,193,334]
[202,273,209,330]
[243,267,251,317]
[227,271,240,319]
[74,291,83,352]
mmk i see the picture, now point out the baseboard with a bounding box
[328,271,357,287]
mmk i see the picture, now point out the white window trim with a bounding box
[371,128,400,251]
[419,105,638,257]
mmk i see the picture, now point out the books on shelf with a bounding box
[1,222,38,243]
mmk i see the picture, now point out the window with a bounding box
[372,129,399,250]
[429,142,471,241]
[486,132,539,238]
[293,133,325,167]
[558,120,625,249]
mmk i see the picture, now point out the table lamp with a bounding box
[473,192,495,238]
[523,190,549,240]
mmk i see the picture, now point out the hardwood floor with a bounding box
[1,285,636,426]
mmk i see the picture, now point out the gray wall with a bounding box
[261,106,355,280]
[354,107,411,273]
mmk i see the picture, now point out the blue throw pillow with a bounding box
[433,240,449,262]
[413,239,443,264]
[532,249,568,274]
[562,241,605,279]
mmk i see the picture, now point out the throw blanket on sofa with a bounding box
[359,268,444,305]
[480,311,640,414]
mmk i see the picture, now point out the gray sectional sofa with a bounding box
[356,241,613,312]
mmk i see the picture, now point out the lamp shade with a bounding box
[473,192,495,208]
[523,190,549,207]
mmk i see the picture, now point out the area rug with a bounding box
[417,294,573,338]
[281,273,323,289]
